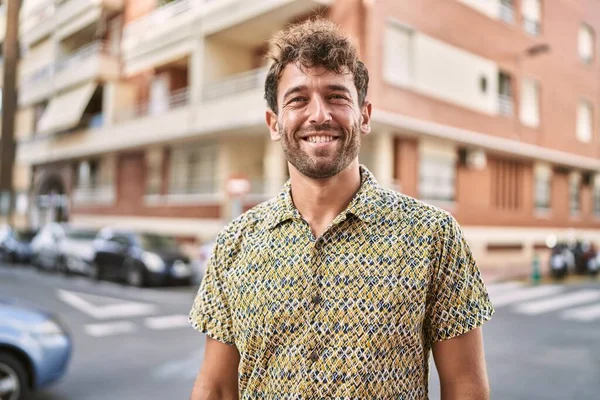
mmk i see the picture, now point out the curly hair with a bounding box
[264,18,369,114]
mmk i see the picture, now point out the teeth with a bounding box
[307,136,334,143]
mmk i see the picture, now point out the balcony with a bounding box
[202,67,268,102]
[19,65,54,106]
[56,0,124,38]
[499,3,515,24]
[202,0,332,47]
[72,185,116,206]
[122,0,199,76]
[20,0,55,47]
[115,87,191,123]
[498,94,514,116]
[54,42,120,92]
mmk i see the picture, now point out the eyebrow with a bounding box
[282,84,353,101]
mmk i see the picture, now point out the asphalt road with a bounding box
[1,263,599,399]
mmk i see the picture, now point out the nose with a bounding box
[307,96,332,125]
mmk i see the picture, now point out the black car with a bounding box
[0,224,37,264]
[92,228,193,287]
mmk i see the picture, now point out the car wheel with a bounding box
[89,261,102,281]
[0,352,30,400]
[127,264,145,288]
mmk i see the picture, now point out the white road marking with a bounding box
[145,315,191,330]
[514,290,600,315]
[153,350,204,380]
[56,289,158,319]
[561,303,600,322]
[486,282,523,296]
[84,321,137,337]
[491,285,564,308]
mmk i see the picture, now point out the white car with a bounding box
[58,227,99,275]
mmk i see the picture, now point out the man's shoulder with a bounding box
[374,187,452,225]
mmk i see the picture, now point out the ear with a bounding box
[266,109,280,141]
[360,100,372,135]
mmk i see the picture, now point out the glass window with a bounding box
[419,154,456,203]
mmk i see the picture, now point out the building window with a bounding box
[570,173,581,216]
[418,148,456,204]
[499,0,515,24]
[169,143,217,195]
[520,78,540,127]
[522,0,542,36]
[579,24,595,64]
[383,21,413,87]
[534,164,551,212]
[593,175,600,216]
[491,157,524,211]
[498,72,513,116]
[577,100,593,143]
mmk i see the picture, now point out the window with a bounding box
[498,72,513,116]
[76,159,100,188]
[577,100,593,143]
[491,157,524,211]
[593,175,600,216]
[418,146,456,204]
[146,148,164,196]
[534,164,551,211]
[520,78,540,127]
[522,0,541,36]
[579,24,595,64]
[499,0,515,24]
[383,21,413,87]
[169,143,217,195]
[570,173,581,216]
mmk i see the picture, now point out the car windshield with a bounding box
[67,229,98,240]
[138,234,179,251]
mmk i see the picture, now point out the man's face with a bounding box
[266,64,371,179]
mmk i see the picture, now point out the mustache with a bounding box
[296,124,343,136]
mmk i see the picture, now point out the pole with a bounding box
[0,0,20,224]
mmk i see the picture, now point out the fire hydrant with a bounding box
[531,253,541,285]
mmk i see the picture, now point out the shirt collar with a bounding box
[265,165,382,230]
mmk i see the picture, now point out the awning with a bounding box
[37,82,98,134]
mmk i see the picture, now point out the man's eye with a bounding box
[329,94,348,101]
[289,97,307,103]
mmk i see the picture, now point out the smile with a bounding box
[303,136,338,144]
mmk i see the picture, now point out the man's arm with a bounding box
[191,337,240,400]
[432,327,490,400]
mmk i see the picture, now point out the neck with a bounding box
[289,160,362,237]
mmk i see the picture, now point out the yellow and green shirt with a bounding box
[190,166,494,399]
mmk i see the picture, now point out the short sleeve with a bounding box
[424,214,495,344]
[189,239,236,345]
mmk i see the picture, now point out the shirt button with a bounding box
[308,350,319,362]
[311,294,322,305]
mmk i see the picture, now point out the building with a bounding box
[13,0,600,274]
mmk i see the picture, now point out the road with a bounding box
[2,264,599,399]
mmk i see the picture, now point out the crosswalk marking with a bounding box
[491,285,564,308]
[561,303,600,322]
[145,315,191,330]
[486,281,523,296]
[85,321,137,337]
[514,290,600,315]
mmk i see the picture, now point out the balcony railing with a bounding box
[498,94,514,116]
[24,0,55,27]
[124,0,191,38]
[202,67,269,102]
[72,185,115,205]
[114,87,191,123]
[499,3,515,24]
[524,18,541,36]
[21,64,54,89]
[56,41,108,73]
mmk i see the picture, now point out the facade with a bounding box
[13,0,600,272]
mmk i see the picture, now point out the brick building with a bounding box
[12,0,600,273]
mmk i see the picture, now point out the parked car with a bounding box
[57,227,99,275]
[92,229,193,287]
[0,298,72,399]
[0,225,37,264]
[31,223,68,272]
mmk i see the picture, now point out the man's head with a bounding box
[264,19,371,180]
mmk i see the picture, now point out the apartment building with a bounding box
[13,0,600,272]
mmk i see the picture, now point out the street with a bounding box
[1,264,599,399]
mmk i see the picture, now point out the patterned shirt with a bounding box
[190,166,494,399]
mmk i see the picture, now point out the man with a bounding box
[189,18,494,399]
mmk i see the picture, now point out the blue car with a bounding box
[0,298,72,399]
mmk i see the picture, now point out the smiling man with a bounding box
[189,19,494,399]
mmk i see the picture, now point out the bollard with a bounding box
[531,253,541,285]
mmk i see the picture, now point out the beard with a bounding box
[278,122,361,179]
